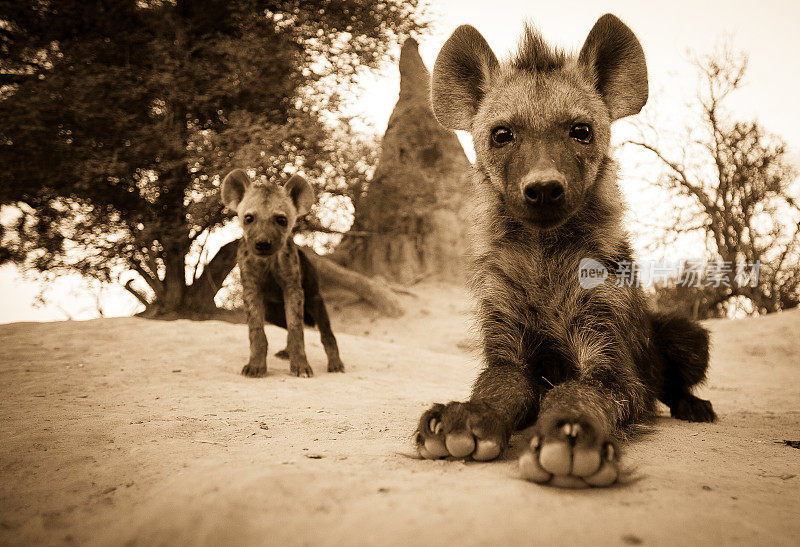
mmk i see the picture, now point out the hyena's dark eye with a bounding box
[243,214,254,224]
[570,123,593,144]
[274,214,288,227]
[490,126,514,147]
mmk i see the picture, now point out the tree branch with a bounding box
[124,279,151,308]
[130,260,164,300]
[625,140,718,213]
[191,239,238,296]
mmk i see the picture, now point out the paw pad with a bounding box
[445,433,475,458]
[416,402,504,461]
[519,432,619,488]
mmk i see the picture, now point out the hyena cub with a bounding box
[221,169,344,378]
[415,14,715,487]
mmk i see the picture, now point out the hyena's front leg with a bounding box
[416,309,541,461]
[519,368,648,488]
[283,282,313,377]
[416,364,540,461]
[242,278,268,378]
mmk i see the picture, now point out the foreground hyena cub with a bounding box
[221,169,344,378]
[415,14,715,487]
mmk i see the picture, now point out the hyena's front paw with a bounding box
[327,358,345,373]
[416,402,506,461]
[290,360,314,378]
[241,362,267,378]
[519,413,619,488]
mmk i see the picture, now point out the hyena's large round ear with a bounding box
[578,14,648,121]
[220,168,250,212]
[431,25,499,131]
[284,174,314,217]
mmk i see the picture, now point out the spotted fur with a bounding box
[221,169,344,378]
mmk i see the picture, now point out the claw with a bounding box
[429,418,443,435]
[604,443,615,461]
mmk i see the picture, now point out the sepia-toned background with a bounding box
[2,0,798,322]
[1,1,798,545]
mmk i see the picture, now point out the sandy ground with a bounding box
[1,282,799,546]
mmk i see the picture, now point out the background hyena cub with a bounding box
[221,169,344,378]
[415,14,715,487]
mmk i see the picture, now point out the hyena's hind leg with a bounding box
[307,294,344,373]
[299,252,344,373]
[651,312,716,422]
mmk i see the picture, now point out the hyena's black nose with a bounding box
[254,240,273,253]
[523,180,565,206]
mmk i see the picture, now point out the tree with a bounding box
[0,0,427,316]
[627,46,800,314]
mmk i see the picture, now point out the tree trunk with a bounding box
[160,250,186,314]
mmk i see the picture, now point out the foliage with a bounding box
[627,45,800,314]
[0,0,426,313]
[648,262,732,320]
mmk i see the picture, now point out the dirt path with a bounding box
[1,285,798,545]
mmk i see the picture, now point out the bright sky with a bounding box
[2,0,798,323]
[359,0,800,146]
